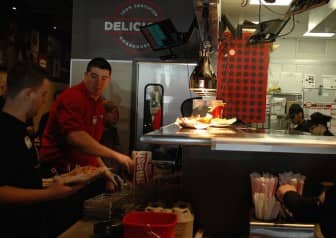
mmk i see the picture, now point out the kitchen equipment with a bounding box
[133,61,197,150]
[172,206,194,238]
[189,41,217,96]
[83,192,129,220]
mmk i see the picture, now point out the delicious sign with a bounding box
[72,0,198,60]
[104,1,163,53]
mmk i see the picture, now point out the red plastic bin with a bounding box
[123,211,177,238]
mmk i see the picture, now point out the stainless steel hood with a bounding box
[308,0,336,33]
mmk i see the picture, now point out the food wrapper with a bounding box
[175,117,211,129]
[132,150,153,185]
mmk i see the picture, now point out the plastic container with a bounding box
[172,207,194,238]
[145,201,165,212]
[123,211,177,238]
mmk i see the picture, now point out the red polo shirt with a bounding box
[40,82,105,170]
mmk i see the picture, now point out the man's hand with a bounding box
[116,153,134,174]
[105,181,116,193]
[47,179,84,200]
[103,168,124,192]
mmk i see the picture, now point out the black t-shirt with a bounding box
[0,112,46,237]
[320,186,336,238]
[295,120,311,132]
[284,187,336,238]
[0,95,5,110]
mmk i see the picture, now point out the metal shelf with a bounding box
[250,220,315,238]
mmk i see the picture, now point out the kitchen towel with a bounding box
[217,32,270,123]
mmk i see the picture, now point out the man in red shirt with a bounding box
[40,57,133,188]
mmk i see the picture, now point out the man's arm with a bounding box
[66,130,133,172]
[282,191,321,222]
[277,185,322,222]
[0,182,82,205]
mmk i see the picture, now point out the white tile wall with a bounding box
[296,39,326,56]
[269,38,336,92]
[326,40,336,56]
[269,38,297,58]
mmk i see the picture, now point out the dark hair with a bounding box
[86,57,111,75]
[288,103,304,119]
[310,112,332,126]
[6,62,48,98]
[54,89,64,99]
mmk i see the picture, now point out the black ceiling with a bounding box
[1,0,73,34]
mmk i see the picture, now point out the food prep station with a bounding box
[139,123,336,237]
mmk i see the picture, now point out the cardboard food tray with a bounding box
[210,118,237,127]
[62,170,105,185]
[175,117,210,129]
[42,168,105,187]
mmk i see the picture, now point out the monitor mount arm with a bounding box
[159,17,198,60]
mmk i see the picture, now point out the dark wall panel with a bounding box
[72,0,200,60]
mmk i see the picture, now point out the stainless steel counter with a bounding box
[140,123,336,154]
[140,123,335,237]
[59,219,317,238]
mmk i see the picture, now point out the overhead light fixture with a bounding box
[303,32,335,37]
[249,0,292,6]
[12,6,17,10]
[190,1,217,96]
[189,40,217,96]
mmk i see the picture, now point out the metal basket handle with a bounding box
[146,224,161,238]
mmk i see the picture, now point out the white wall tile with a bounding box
[269,38,336,93]
[268,64,282,88]
[296,39,326,57]
[281,64,297,72]
[270,38,297,58]
[326,40,336,57]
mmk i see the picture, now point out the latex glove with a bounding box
[103,168,124,192]
[276,184,297,202]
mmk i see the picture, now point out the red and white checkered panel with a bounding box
[217,32,270,123]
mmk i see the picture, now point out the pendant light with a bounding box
[189,1,217,96]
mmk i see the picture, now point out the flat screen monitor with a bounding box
[246,18,289,45]
[140,19,184,51]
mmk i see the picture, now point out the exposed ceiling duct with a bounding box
[308,0,336,33]
[193,0,220,50]
[246,0,331,44]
